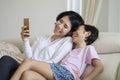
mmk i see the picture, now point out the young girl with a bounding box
[10,24,103,80]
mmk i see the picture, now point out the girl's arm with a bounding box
[83,59,104,80]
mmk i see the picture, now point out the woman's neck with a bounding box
[51,35,62,42]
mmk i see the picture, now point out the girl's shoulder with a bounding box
[86,45,95,48]
[84,45,96,52]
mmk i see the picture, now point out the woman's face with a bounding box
[54,16,71,37]
[72,25,86,44]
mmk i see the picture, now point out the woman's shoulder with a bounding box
[37,34,51,37]
[62,36,72,40]
[36,34,51,41]
[59,37,72,44]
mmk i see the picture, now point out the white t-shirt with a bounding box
[23,35,73,63]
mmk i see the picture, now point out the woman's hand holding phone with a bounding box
[21,18,30,41]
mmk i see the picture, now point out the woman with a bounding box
[21,10,84,63]
[0,11,84,80]
[10,24,103,80]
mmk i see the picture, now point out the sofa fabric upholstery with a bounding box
[81,32,120,80]
[0,32,120,80]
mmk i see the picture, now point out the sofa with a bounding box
[0,32,120,80]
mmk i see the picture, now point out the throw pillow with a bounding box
[0,41,21,54]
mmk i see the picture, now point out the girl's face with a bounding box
[54,16,71,37]
[72,25,90,44]
[72,25,86,44]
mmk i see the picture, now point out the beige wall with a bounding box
[0,0,67,40]
[0,0,119,40]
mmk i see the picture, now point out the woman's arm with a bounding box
[83,59,104,80]
[10,59,55,80]
[21,26,33,58]
[23,40,32,58]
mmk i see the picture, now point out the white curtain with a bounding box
[67,0,82,15]
[82,0,103,25]
[67,0,103,25]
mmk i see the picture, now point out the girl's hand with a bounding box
[73,70,80,80]
[21,26,30,41]
[77,78,81,80]
[82,78,91,80]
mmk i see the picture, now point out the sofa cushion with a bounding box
[81,53,120,80]
[92,32,120,54]
[1,38,24,52]
[0,49,25,60]
[0,42,25,60]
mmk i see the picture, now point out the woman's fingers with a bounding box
[23,29,30,36]
[21,26,30,40]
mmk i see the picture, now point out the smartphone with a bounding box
[24,18,30,37]
[24,18,29,30]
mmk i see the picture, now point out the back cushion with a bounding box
[92,32,120,54]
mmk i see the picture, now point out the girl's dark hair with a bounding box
[56,11,84,36]
[84,24,99,45]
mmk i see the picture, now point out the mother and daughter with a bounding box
[0,11,103,80]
